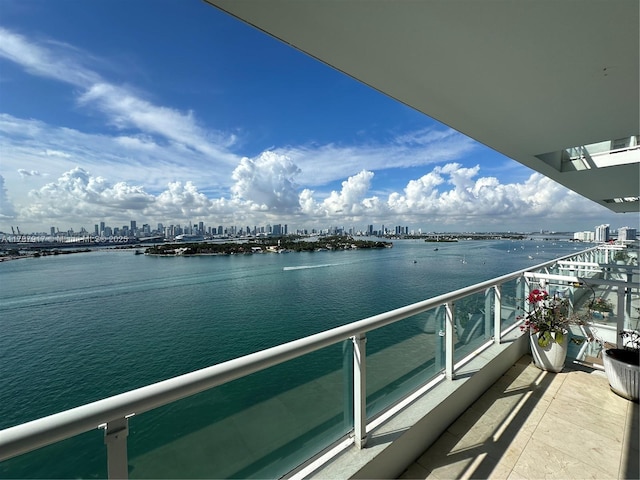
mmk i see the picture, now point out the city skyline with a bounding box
[1,1,638,234]
[3,217,634,240]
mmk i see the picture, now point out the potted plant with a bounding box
[588,296,614,318]
[602,329,639,402]
[613,250,629,264]
[519,289,583,372]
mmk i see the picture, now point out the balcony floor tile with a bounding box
[399,355,637,480]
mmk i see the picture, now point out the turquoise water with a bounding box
[0,238,580,477]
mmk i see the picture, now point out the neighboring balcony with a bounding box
[0,244,637,479]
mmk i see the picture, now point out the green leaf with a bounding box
[555,331,564,345]
[538,331,552,347]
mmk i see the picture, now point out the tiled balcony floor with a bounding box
[399,355,639,479]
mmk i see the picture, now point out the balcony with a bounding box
[0,244,638,479]
[399,355,638,479]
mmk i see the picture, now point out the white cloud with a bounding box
[0,27,237,166]
[4,160,630,233]
[276,127,477,186]
[0,27,98,87]
[18,169,42,177]
[0,175,17,219]
[153,181,220,218]
[0,114,237,202]
[314,170,376,216]
[78,83,237,161]
[44,149,71,158]
[294,164,609,229]
[231,151,301,212]
[23,167,155,220]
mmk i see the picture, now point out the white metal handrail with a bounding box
[0,245,603,473]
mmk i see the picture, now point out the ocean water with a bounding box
[0,237,580,477]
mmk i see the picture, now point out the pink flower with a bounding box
[527,289,549,304]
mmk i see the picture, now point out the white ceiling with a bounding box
[206,0,639,212]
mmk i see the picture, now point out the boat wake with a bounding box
[283,264,338,271]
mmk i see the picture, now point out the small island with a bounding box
[144,236,393,256]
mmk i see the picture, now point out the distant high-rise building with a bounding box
[51,226,56,236]
[130,220,137,236]
[595,224,610,242]
[100,222,105,236]
[573,231,595,242]
[94,225,99,235]
[618,226,637,242]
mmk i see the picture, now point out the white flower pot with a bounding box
[530,331,569,372]
[602,349,639,402]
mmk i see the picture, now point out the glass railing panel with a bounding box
[576,284,618,328]
[571,284,620,363]
[499,278,524,333]
[626,289,640,332]
[126,341,352,479]
[453,290,493,362]
[0,429,106,478]
[365,307,445,418]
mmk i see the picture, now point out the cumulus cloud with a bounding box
[304,170,376,216]
[18,167,237,226]
[231,151,301,212]
[295,163,602,228]
[23,167,155,220]
[154,181,221,218]
[7,160,621,232]
[0,175,17,219]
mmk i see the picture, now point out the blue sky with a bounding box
[0,0,635,234]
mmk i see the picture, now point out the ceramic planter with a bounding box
[589,309,612,319]
[602,348,639,402]
[530,331,569,372]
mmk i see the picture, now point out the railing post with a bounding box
[445,302,454,380]
[516,275,525,324]
[103,417,129,479]
[494,285,502,344]
[484,288,492,340]
[342,339,353,430]
[352,333,367,448]
[616,288,626,349]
